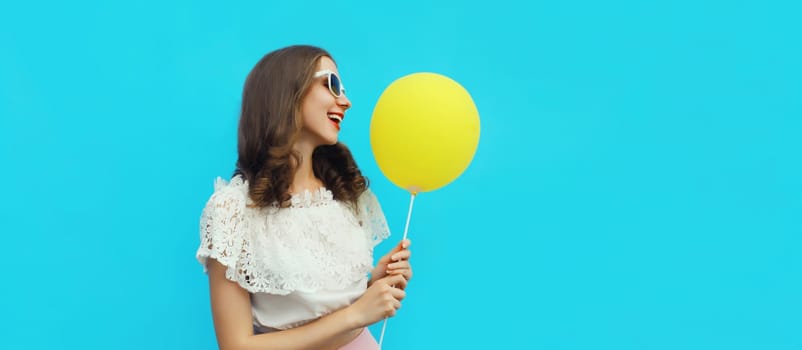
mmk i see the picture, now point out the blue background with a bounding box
[2,0,800,349]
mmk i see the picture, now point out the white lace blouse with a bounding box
[196,175,390,331]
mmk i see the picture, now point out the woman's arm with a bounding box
[207,259,406,350]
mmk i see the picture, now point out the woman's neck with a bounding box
[291,141,323,193]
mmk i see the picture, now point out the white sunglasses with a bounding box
[313,69,346,97]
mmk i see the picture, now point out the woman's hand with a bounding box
[369,239,413,288]
[347,274,408,327]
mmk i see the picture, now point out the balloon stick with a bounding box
[378,192,417,348]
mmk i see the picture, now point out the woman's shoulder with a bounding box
[355,187,380,211]
[202,175,250,216]
[355,187,391,246]
[210,174,249,199]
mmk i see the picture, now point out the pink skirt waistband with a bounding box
[338,328,379,350]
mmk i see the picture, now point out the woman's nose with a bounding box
[337,94,352,110]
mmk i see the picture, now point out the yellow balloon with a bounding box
[370,73,480,193]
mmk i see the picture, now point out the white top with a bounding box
[196,175,390,331]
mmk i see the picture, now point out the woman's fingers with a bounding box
[389,239,411,255]
[400,239,411,249]
[388,268,412,284]
[388,266,411,275]
[381,240,410,264]
[387,260,410,270]
[389,285,406,301]
[390,249,411,262]
[387,258,412,280]
[386,274,407,290]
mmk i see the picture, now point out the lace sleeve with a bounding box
[358,189,391,248]
[196,177,249,274]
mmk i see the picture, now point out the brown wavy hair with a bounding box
[234,45,368,208]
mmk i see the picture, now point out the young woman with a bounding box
[196,45,413,350]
